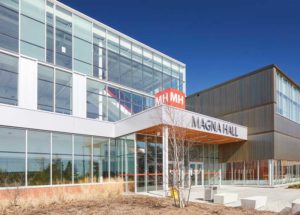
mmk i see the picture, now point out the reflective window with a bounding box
[93,28,106,79]
[131,53,143,91]
[0,127,26,186]
[74,135,92,183]
[20,15,45,61]
[119,56,132,88]
[86,79,107,120]
[21,0,45,22]
[56,29,72,69]
[1,0,19,11]
[107,86,120,122]
[27,130,51,186]
[56,6,72,69]
[93,137,109,182]
[143,65,153,94]
[46,8,54,63]
[120,90,132,119]
[74,37,92,76]
[0,53,18,105]
[108,51,120,83]
[73,15,92,42]
[132,94,143,114]
[55,70,72,115]
[276,72,300,124]
[0,1,19,52]
[52,133,72,184]
[143,96,154,110]
[38,65,54,111]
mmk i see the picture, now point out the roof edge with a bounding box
[187,64,300,97]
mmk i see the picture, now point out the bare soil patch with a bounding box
[2,195,276,215]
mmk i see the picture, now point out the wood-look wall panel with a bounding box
[186,68,274,117]
[275,114,300,140]
[219,133,274,162]
[274,132,300,160]
[219,104,274,135]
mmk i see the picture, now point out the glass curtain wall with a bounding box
[276,72,300,124]
[136,134,163,193]
[1,0,185,96]
[221,160,270,185]
[37,62,155,122]
[87,78,154,122]
[273,160,300,185]
[0,126,136,191]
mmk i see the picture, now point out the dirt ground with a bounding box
[2,195,276,215]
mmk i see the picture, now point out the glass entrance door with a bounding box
[189,162,203,187]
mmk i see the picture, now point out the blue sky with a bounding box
[60,0,300,95]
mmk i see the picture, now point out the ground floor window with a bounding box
[0,126,135,191]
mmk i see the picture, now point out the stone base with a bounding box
[214,193,238,204]
[241,196,267,209]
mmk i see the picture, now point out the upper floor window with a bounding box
[38,64,72,115]
[0,0,19,53]
[0,52,18,105]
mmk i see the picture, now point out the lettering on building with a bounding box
[155,88,186,109]
[191,116,238,137]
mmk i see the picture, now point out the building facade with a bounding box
[187,65,300,186]
[0,0,249,195]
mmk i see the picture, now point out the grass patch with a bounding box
[288,184,300,189]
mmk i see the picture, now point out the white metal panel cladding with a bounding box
[0,104,247,140]
[0,105,114,137]
[19,57,38,110]
[72,73,87,118]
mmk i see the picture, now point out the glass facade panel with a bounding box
[46,10,54,63]
[87,79,107,120]
[0,127,26,186]
[38,64,54,111]
[21,0,45,22]
[73,15,92,42]
[27,130,51,186]
[20,15,45,61]
[276,72,300,124]
[55,6,72,69]
[0,52,18,105]
[52,133,72,184]
[93,29,106,79]
[93,137,109,182]
[0,1,19,52]
[55,70,72,115]
[74,135,92,183]
[74,37,92,75]
[1,0,19,11]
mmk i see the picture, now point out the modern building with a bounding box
[0,0,297,197]
[0,0,249,195]
[187,65,300,186]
